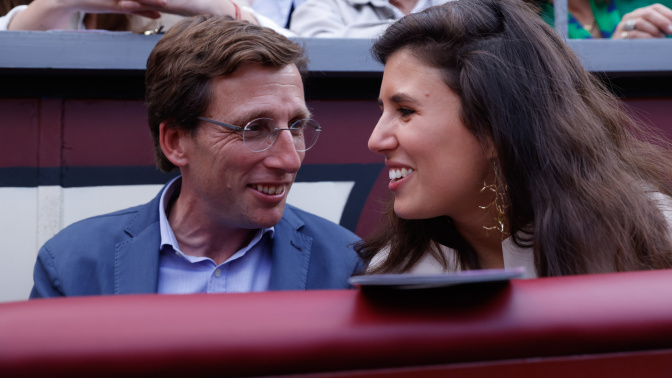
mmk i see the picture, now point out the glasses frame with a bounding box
[197,116,321,152]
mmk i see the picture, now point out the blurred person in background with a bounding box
[290,0,453,38]
[0,0,290,35]
[250,0,306,28]
[532,0,672,39]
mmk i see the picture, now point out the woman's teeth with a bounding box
[389,168,414,181]
[253,185,284,195]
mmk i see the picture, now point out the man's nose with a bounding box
[264,129,303,172]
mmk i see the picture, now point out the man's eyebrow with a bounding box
[295,109,312,120]
[230,109,312,125]
[233,111,268,125]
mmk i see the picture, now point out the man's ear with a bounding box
[159,121,189,168]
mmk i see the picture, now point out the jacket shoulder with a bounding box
[47,203,147,247]
[283,204,359,242]
[282,205,364,287]
[32,199,160,298]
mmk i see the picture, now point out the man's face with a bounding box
[180,63,307,230]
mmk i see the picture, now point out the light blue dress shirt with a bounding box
[157,177,274,294]
[252,0,307,28]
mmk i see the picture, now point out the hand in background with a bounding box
[119,0,258,24]
[613,3,672,39]
[7,0,256,31]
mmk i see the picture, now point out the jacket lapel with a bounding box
[114,192,162,294]
[268,206,312,290]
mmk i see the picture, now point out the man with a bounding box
[30,15,362,298]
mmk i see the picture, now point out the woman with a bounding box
[535,0,672,39]
[356,0,672,278]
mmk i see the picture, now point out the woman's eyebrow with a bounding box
[389,93,420,105]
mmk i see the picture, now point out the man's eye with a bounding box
[245,123,260,131]
[245,119,273,133]
[290,119,306,129]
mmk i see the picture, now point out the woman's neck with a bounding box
[453,213,506,270]
[565,0,602,38]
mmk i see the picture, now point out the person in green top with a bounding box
[534,0,672,38]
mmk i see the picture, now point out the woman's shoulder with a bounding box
[645,189,672,225]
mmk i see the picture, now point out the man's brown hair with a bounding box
[145,15,307,172]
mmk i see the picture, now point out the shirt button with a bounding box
[214,269,222,278]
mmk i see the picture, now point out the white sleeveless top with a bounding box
[368,191,672,279]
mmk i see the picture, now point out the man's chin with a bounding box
[249,206,286,229]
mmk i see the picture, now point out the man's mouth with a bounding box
[389,168,414,182]
[251,184,285,195]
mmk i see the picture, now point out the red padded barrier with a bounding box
[2,269,672,377]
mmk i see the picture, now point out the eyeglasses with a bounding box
[197,116,321,152]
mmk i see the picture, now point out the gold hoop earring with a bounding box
[479,161,508,240]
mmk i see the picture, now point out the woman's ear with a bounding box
[159,121,189,168]
[485,137,497,160]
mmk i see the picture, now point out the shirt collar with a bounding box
[158,176,275,255]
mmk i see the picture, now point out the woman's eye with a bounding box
[398,108,415,117]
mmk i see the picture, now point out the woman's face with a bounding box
[369,49,494,226]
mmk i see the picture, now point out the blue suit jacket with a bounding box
[30,190,363,298]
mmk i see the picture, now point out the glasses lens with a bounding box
[242,118,321,152]
[243,118,275,152]
[291,119,321,152]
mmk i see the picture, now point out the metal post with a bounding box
[553,0,569,39]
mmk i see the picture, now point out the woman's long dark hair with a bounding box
[1,0,31,16]
[356,0,672,276]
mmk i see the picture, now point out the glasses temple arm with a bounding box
[197,116,243,131]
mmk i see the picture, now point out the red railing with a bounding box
[2,269,672,377]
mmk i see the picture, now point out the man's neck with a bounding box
[167,195,256,266]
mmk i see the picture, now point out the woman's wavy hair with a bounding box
[145,15,307,172]
[1,1,30,16]
[356,0,672,276]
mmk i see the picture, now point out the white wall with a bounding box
[0,181,353,303]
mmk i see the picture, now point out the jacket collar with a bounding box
[114,189,163,294]
[268,205,312,290]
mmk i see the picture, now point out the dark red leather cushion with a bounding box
[2,269,672,376]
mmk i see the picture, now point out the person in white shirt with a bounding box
[251,0,306,28]
[290,0,452,38]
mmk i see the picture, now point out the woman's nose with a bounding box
[368,116,397,154]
